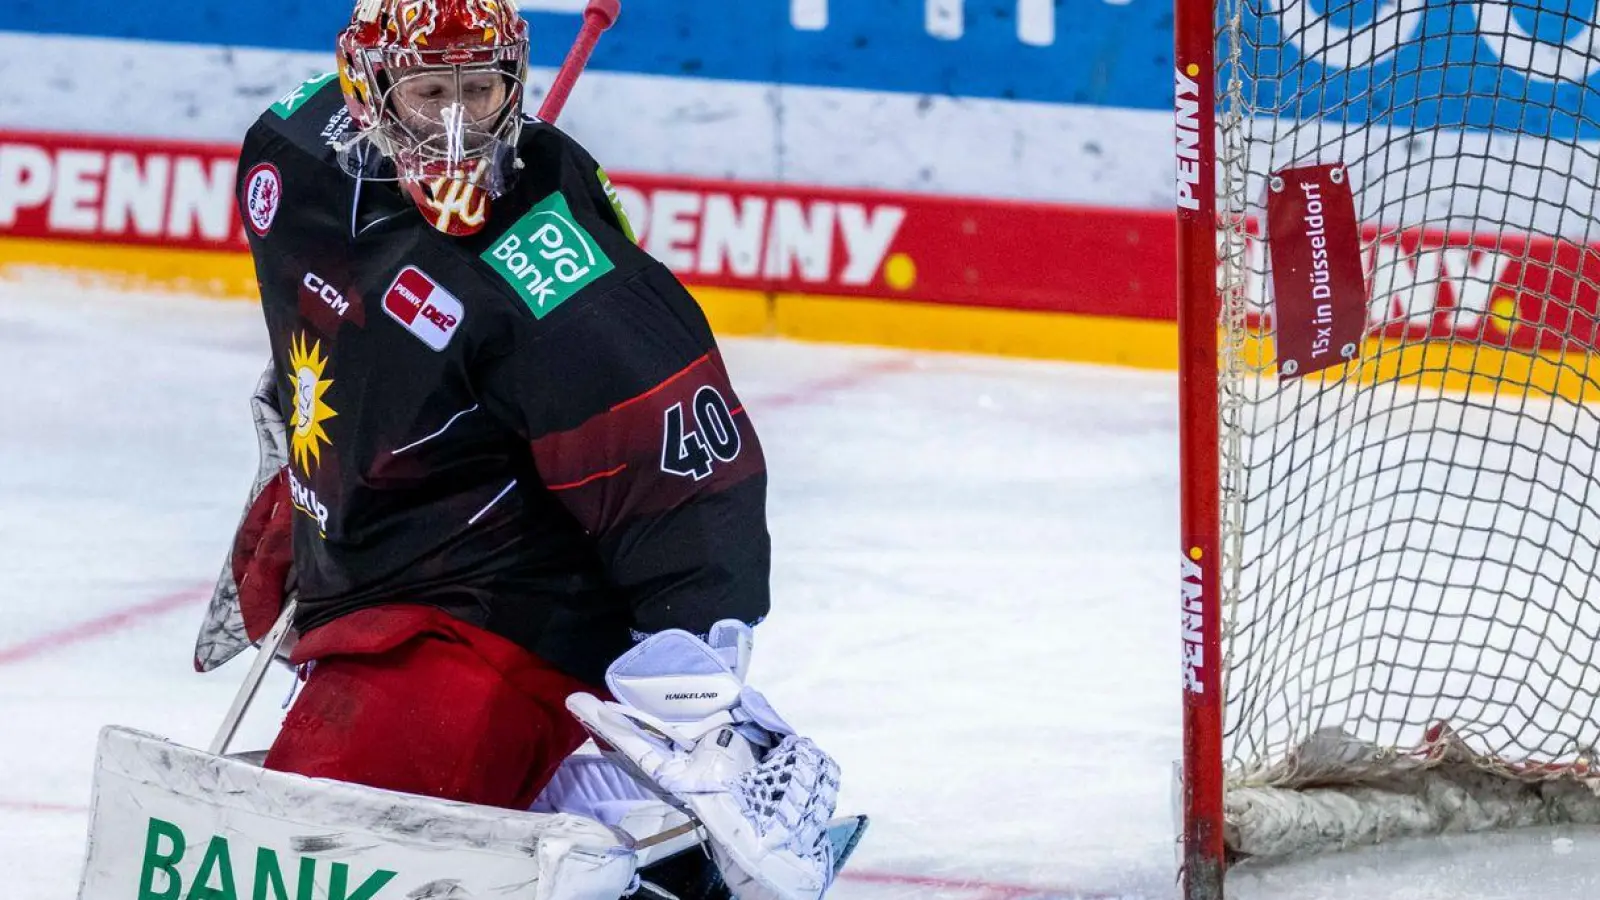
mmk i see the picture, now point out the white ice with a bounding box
[6,278,1600,900]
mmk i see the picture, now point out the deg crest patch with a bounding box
[244,163,282,237]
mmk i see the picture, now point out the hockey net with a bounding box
[1189,0,1600,876]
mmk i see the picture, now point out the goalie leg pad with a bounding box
[266,606,594,809]
[533,746,661,829]
[81,726,638,900]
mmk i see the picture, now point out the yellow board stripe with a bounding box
[0,237,258,300]
[768,292,1179,369]
[1241,332,1600,405]
[5,237,1597,404]
[0,237,1180,368]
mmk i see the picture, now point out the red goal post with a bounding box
[1177,0,1600,897]
[1174,0,1224,893]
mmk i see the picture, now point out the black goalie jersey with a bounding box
[235,75,771,685]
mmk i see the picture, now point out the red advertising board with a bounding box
[606,173,1176,317]
[0,129,1177,320]
[0,130,247,252]
[4,127,1598,357]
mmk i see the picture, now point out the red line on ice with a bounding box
[0,586,208,666]
[0,794,1088,898]
[839,869,1102,898]
[0,799,88,814]
[750,357,919,409]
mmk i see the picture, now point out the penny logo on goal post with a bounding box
[1181,550,1205,695]
[1173,65,1202,212]
[1266,163,1368,381]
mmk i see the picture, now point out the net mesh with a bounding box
[1216,0,1600,796]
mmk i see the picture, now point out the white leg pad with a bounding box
[79,726,637,900]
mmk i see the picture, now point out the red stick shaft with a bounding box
[537,0,620,124]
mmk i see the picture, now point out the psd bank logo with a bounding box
[1246,0,1600,139]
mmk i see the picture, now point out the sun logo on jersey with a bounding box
[287,332,338,472]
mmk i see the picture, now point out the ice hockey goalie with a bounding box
[76,0,863,897]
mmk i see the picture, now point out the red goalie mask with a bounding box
[337,0,530,236]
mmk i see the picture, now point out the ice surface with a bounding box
[6,277,1600,899]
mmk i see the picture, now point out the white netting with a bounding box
[1216,0,1600,858]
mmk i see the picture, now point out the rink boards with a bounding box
[6,127,1600,395]
[0,127,1179,368]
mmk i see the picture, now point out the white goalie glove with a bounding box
[566,622,841,900]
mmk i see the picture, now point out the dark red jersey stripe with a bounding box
[610,353,712,413]
[531,351,764,536]
[547,463,628,492]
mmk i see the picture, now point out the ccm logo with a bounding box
[302,272,350,317]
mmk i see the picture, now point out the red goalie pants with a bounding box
[263,604,596,810]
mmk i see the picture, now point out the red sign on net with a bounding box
[1265,163,1368,380]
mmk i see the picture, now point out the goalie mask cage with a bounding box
[1176,0,1600,897]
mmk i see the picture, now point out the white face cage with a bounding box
[382,64,519,164]
[339,51,527,197]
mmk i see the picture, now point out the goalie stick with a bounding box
[209,599,296,755]
[538,0,620,122]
